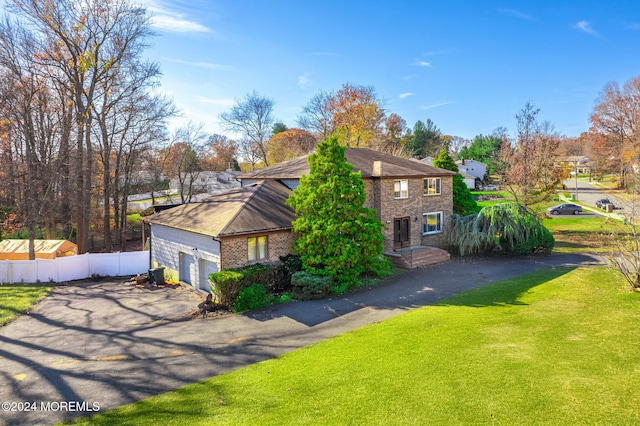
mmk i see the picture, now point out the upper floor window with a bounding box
[248,236,267,262]
[424,178,441,196]
[394,179,409,199]
[423,212,443,234]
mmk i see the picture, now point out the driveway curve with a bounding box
[0,253,604,426]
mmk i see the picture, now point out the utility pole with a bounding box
[575,160,579,201]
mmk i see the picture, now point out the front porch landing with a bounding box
[384,245,451,269]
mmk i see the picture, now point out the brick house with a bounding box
[147,148,455,290]
[241,148,455,268]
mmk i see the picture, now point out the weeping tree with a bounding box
[447,202,554,256]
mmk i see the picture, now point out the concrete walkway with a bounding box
[0,253,604,426]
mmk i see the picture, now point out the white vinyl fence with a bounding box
[0,251,149,284]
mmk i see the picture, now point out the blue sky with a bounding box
[141,0,640,141]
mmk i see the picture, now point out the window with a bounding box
[424,177,441,196]
[423,212,443,234]
[394,179,408,199]
[248,236,267,262]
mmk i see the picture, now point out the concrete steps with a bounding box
[384,246,451,269]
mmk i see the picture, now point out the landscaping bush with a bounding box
[447,202,554,256]
[366,256,395,278]
[232,283,271,312]
[209,263,273,306]
[290,271,333,300]
[269,254,303,294]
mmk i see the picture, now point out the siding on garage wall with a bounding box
[150,224,221,290]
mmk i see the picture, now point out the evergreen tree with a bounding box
[286,135,384,286]
[410,119,442,158]
[432,149,479,215]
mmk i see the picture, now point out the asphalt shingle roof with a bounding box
[146,180,295,237]
[239,147,456,180]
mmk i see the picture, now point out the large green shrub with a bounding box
[286,135,384,286]
[447,202,554,256]
[290,271,333,300]
[233,283,271,312]
[269,254,303,294]
[209,263,272,306]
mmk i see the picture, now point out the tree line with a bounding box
[1,0,630,258]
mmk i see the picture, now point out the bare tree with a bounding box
[502,103,562,207]
[0,17,62,258]
[0,0,170,253]
[164,123,208,203]
[219,91,275,166]
[237,138,262,171]
[4,0,158,253]
[296,90,335,140]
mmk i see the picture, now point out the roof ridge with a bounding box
[216,181,264,236]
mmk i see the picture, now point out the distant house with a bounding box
[557,156,590,175]
[168,171,241,198]
[146,180,295,291]
[420,156,477,189]
[456,159,487,181]
[147,148,456,290]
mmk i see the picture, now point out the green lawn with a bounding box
[543,216,612,253]
[0,284,52,326]
[71,267,640,425]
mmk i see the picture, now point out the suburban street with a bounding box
[0,253,603,426]
[562,178,632,218]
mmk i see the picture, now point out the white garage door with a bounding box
[199,259,219,292]
[179,252,196,285]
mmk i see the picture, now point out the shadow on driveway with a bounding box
[0,253,604,425]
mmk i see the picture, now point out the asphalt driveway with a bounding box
[0,253,604,426]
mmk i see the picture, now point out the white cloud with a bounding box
[399,92,414,99]
[497,8,534,21]
[151,14,210,33]
[162,58,225,70]
[142,0,211,33]
[420,101,454,110]
[297,72,312,88]
[413,61,432,67]
[574,20,599,36]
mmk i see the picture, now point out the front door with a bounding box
[393,217,410,249]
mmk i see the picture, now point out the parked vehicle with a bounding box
[547,203,582,215]
[483,184,499,191]
[595,199,614,209]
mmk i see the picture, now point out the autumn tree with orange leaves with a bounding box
[589,76,640,188]
[266,128,316,164]
[297,83,386,148]
[328,83,386,147]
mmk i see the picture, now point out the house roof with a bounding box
[456,159,486,166]
[146,180,295,237]
[557,155,589,164]
[240,148,456,180]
